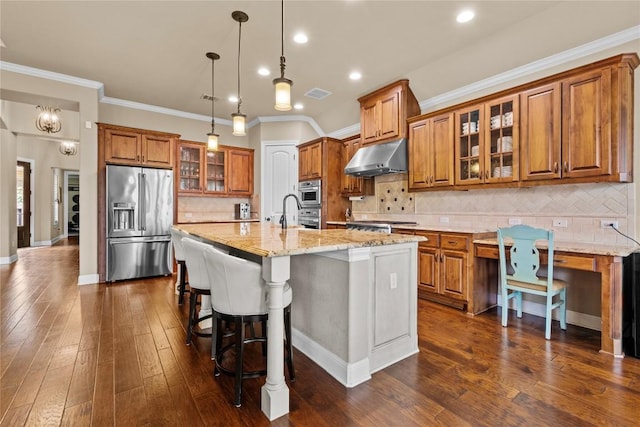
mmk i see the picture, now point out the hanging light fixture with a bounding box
[231,10,248,136]
[35,105,62,134]
[206,52,220,151]
[273,0,293,111]
[59,141,77,156]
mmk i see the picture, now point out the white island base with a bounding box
[288,242,418,387]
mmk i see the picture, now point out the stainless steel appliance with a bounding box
[344,138,408,177]
[346,220,417,233]
[298,179,321,208]
[106,165,173,282]
[235,203,250,220]
[298,208,321,229]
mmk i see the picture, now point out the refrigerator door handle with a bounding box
[139,173,146,231]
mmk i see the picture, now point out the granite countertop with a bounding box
[327,220,494,234]
[474,237,639,257]
[177,218,260,224]
[175,222,425,257]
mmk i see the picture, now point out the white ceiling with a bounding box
[1,1,639,134]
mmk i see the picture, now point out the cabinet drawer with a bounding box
[546,253,597,272]
[416,231,439,248]
[475,245,499,259]
[441,234,469,251]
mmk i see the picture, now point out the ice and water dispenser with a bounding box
[112,203,135,232]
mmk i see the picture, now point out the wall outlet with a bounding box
[439,216,450,224]
[552,219,568,228]
[184,212,193,218]
[600,220,618,229]
[508,218,522,225]
[389,272,397,289]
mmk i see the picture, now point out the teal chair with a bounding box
[497,224,567,339]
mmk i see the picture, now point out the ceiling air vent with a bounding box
[304,88,332,100]
[201,93,217,102]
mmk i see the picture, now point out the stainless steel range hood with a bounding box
[344,138,408,177]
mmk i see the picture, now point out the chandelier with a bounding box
[35,105,62,134]
[59,141,77,156]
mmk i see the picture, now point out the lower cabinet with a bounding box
[415,229,495,314]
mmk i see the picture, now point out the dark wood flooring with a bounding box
[2,238,640,426]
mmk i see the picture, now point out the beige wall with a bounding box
[0,129,18,262]
[0,69,99,282]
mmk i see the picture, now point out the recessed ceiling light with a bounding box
[228,95,238,103]
[456,10,475,23]
[258,67,270,76]
[293,33,308,44]
[294,103,304,110]
[349,71,362,80]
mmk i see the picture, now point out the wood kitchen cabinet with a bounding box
[298,140,322,181]
[408,113,454,190]
[297,137,349,228]
[521,54,638,183]
[177,140,253,196]
[358,79,421,146]
[100,123,177,168]
[340,135,374,196]
[415,230,494,314]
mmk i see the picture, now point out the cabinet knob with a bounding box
[563,161,568,173]
[554,162,559,173]
[485,170,489,179]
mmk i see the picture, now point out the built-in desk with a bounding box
[474,238,638,357]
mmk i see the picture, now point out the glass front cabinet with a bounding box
[178,142,227,195]
[178,142,203,192]
[455,95,518,185]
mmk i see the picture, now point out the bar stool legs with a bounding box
[177,259,188,305]
[186,288,213,345]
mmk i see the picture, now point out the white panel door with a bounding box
[263,143,298,225]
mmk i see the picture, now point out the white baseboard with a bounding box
[32,234,62,247]
[78,274,99,286]
[291,328,371,388]
[499,296,601,331]
[0,254,18,265]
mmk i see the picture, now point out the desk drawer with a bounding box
[441,234,469,251]
[476,245,499,259]
[549,253,597,272]
[416,231,439,248]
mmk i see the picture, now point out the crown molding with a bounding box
[250,114,325,136]
[328,123,360,139]
[0,61,104,92]
[419,25,640,112]
[100,96,233,126]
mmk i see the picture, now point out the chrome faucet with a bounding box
[280,193,302,230]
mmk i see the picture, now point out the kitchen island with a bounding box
[175,222,424,420]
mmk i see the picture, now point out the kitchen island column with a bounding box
[260,255,290,420]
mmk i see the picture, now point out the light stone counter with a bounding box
[474,237,638,257]
[174,222,423,421]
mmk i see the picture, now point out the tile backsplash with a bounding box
[177,195,259,222]
[351,174,636,246]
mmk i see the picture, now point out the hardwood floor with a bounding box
[2,239,640,426]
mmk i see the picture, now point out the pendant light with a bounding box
[206,52,220,151]
[273,0,293,111]
[231,11,248,136]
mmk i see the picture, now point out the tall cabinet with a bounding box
[298,137,349,228]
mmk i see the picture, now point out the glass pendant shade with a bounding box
[232,113,246,136]
[207,132,219,151]
[274,77,293,111]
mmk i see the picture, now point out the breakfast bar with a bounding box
[175,222,424,420]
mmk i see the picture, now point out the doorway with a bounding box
[64,171,80,236]
[16,161,31,248]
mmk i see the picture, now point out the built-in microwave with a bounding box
[298,179,321,208]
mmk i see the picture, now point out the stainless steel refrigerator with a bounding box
[106,165,173,282]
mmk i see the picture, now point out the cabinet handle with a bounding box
[431,175,434,184]
[563,161,568,173]
[554,162,558,173]
[485,170,489,179]
[447,241,458,246]
[137,155,140,161]
[440,254,444,262]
